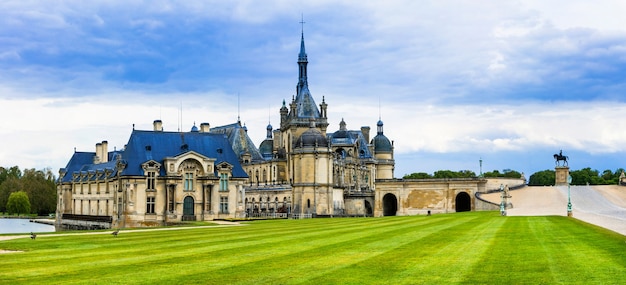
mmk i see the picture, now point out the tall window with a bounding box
[117,197,123,216]
[184,172,193,191]
[168,188,174,212]
[219,173,228,192]
[146,197,155,214]
[219,196,228,213]
[147,171,156,190]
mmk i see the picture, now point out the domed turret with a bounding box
[259,140,273,159]
[372,120,392,152]
[296,125,328,147]
[259,123,274,159]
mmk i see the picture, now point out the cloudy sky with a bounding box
[1,0,626,178]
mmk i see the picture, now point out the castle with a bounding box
[56,31,488,229]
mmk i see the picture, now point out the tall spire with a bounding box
[292,15,320,119]
[297,15,308,94]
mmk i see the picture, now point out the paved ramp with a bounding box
[560,185,626,236]
[481,185,626,236]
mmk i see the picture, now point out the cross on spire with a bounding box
[300,14,305,33]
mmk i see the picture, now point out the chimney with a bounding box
[101,140,108,163]
[95,143,102,164]
[200,122,210,133]
[361,126,370,143]
[153,120,163,131]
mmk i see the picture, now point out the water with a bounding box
[0,218,56,234]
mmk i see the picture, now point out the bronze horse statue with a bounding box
[554,150,568,166]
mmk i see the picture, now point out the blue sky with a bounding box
[1,1,626,178]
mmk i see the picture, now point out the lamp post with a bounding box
[567,174,572,217]
[499,184,506,216]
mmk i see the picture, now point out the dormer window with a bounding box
[142,160,161,192]
[147,171,156,190]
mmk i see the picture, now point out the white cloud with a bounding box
[1,0,626,176]
[519,0,626,31]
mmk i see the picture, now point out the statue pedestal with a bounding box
[555,166,570,186]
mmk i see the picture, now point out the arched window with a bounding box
[263,169,267,183]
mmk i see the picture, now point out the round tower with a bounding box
[291,121,334,216]
[372,119,394,179]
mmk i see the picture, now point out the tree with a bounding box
[483,170,501,178]
[0,167,57,214]
[457,170,476,178]
[6,191,30,215]
[403,172,432,179]
[432,170,476,178]
[528,170,555,186]
[483,169,522,178]
[0,166,22,185]
[433,170,457,178]
[21,168,57,215]
[0,176,21,213]
[570,168,603,185]
[404,170,478,179]
[503,170,522,178]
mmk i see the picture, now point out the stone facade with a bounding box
[375,178,487,216]
[56,30,491,229]
[56,129,249,229]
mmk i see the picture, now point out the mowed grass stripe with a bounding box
[537,217,625,282]
[0,216,446,283]
[111,216,456,283]
[462,216,626,284]
[0,219,380,271]
[303,213,506,284]
[1,212,624,284]
[185,215,477,284]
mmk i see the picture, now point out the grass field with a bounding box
[1,212,624,284]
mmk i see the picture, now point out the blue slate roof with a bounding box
[373,120,392,153]
[121,130,247,177]
[295,85,321,118]
[329,130,373,159]
[294,31,321,119]
[210,122,264,162]
[59,130,247,183]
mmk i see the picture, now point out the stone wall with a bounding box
[374,178,487,216]
[483,178,526,191]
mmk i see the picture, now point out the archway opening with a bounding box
[455,192,471,212]
[364,200,373,216]
[183,196,195,220]
[382,193,398,216]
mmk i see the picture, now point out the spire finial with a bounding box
[237,92,241,123]
[300,14,305,34]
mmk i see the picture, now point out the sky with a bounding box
[1,0,626,179]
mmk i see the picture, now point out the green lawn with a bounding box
[1,212,624,284]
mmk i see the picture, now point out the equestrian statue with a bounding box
[553,150,568,166]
